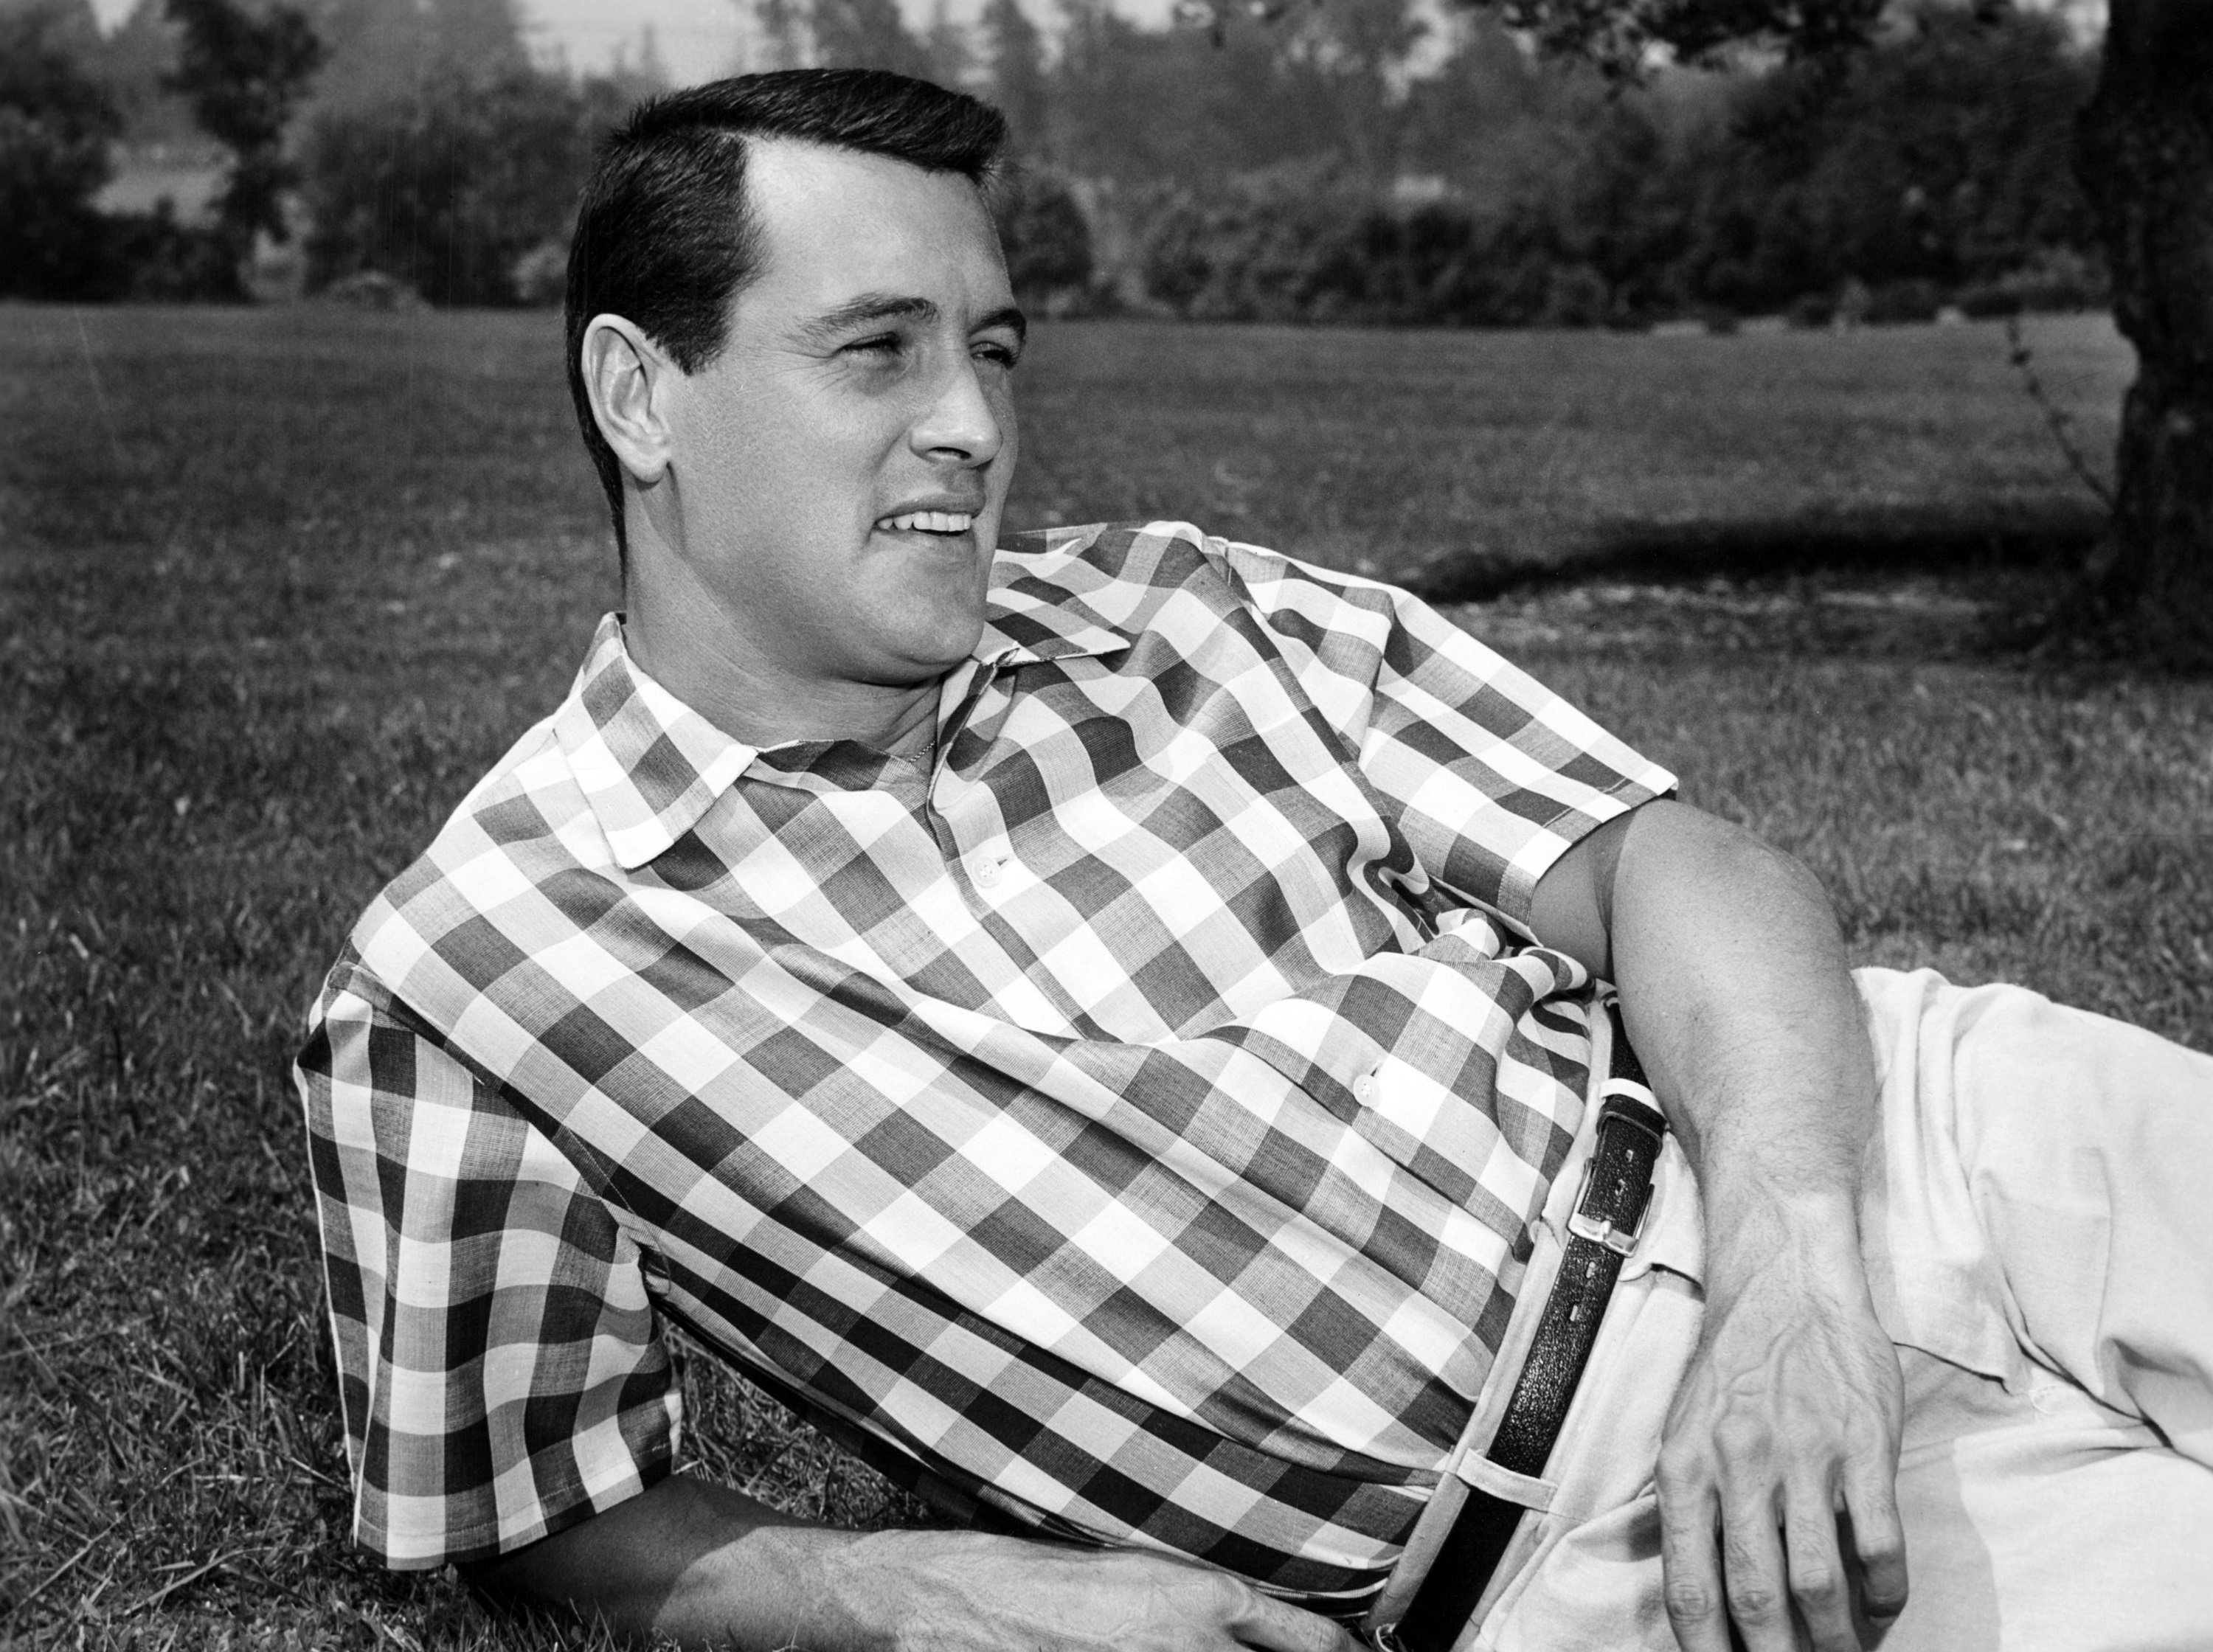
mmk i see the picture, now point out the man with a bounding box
[297,69,2213,1652]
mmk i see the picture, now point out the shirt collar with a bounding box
[974,544,1136,667]
[555,554,1132,870]
[553,615,762,870]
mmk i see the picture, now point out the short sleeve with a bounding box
[1211,535,1677,926]
[296,967,682,1569]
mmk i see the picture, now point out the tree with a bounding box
[995,169,1095,306]
[982,0,1047,151]
[310,0,530,114]
[1053,0,1340,184]
[730,0,939,80]
[1672,7,2098,315]
[1401,8,1571,188]
[920,0,974,91]
[301,63,608,305]
[810,0,936,77]
[2074,0,2213,660]
[164,0,325,271]
[1278,0,1430,187]
[1467,0,2212,664]
[94,0,199,145]
[426,0,529,76]
[749,0,810,71]
[0,0,121,297]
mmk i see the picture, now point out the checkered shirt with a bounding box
[297,521,1675,1606]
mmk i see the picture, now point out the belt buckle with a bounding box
[1564,1098,1663,1257]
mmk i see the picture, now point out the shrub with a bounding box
[2001,246,2109,313]
[1955,283,2025,321]
[1864,278,1943,325]
[995,170,1095,313]
[302,64,608,308]
[509,239,568,308]
[1785,292,1836,328]
[1137,164,1376,323]
[316,268,426,310]
[1538,263,1610,328]
[102,200,239,301]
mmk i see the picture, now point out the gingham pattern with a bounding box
[297,521,1675,1601]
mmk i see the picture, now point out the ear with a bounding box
[581,315,676,487]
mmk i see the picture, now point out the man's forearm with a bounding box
[1528,799,1906,1652]
[470,1473,859,1648]
[468,1468,1359,1652]
[472,1474,1062,1650]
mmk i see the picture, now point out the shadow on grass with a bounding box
[1402,507,2102,605]
[1396,508,2115,667]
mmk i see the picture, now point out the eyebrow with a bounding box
[976,304,1029,344]
[797,294,1028,347]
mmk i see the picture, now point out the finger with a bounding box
[1657,1458,1733,1652]
[1215,1575,1363,1652]
[1840,1457,1909,1633]
[1717,1493,1796,1652]
[1780,1476,1855,1652]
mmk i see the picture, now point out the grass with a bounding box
[1008,313,2131,584]
[2,302,2203,1649]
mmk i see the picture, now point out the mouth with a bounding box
[874,509,977,537]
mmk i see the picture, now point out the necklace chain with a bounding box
[881,726,937,771]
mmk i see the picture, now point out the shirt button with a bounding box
[974,856,1005,889]
[1354,1072,1378,1104]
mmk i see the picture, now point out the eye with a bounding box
[973,337,1022,371]
[846,333,904,358]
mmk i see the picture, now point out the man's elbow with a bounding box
[1616,801,1842,934]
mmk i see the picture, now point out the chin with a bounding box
[866,608,985,681]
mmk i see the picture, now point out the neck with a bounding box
[623,551,945,753]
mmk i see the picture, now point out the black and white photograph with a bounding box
[6,0,2210,1647]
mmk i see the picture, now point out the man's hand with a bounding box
[471,1471,1362,1651]
[1529,799,1909,1651]
[1655,1195,1908,1652]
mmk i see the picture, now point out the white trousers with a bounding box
[1465,968,2213,1652]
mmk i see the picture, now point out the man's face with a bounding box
[656,139,1022,698]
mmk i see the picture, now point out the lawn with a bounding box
[2,303,2204,1650]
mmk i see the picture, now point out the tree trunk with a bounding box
[2074,0,2213,666]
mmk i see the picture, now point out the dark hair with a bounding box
[564,69,1011,567]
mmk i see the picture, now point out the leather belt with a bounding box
[1382,1005,1667,1652]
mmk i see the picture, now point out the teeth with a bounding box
[879,511,974,534]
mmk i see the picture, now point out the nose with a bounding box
[910,353,1005,468]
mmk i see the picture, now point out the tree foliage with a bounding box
[1053,0,1354,183]
[1676,4,2096,311]
[94,0,198,145]
[308,0,530,114]
[983,0,1049,153]
[809,0,938,77]
[994,169,1095,307]
[299,65,632,306]
[1118,3,2096,325]
[1481,0,1890,74]
[0,0,122,297]
[2071,0,2213,659]
[163,0,325,253]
